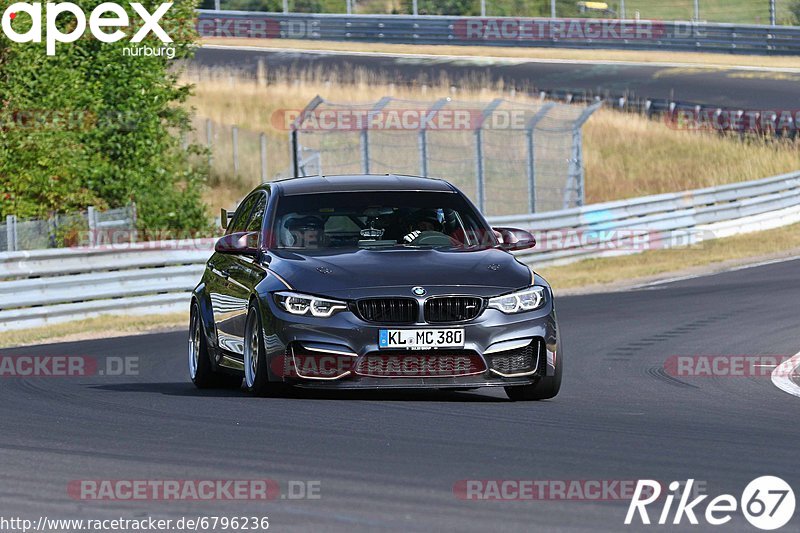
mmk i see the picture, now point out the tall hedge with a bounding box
[0,0,208,231]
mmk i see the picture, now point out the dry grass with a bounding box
[201,38,800,70]
[538,222,800,290]
[0,313,188,349]
[185,71,800,209]
[582,112,800,203]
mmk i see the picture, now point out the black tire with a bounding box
[243,302,272,397]
[504,349,562,401]
[189,302,240,389]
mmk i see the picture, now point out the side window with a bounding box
[228,194,257,234]
[245,194,267,232]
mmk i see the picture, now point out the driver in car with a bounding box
[285,216,325,249]
[403,210,443,243]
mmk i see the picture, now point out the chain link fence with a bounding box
[0,205,136,252]
[187,116,292,191]
[288,96,600,215]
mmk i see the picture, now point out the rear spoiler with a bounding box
[220,208,235,229]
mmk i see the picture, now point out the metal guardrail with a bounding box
[491,170,800,267]
[0,241,214,331]
[1,171,799,331]
[196,10,800,55]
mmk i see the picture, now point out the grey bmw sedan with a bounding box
[190,174,562,400]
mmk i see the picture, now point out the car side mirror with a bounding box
[215,231,261,256]
[493,227,536,251]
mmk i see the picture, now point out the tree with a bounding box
[0,0,209,232]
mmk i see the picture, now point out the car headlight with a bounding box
[274,291,348,318]
[488,286,547,314]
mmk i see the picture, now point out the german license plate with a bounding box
[379,329,465,349]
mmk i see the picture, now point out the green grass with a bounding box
[620,0,788,24]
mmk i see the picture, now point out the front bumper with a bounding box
[261,292,559,390]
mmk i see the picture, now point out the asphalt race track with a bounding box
[194,46,800,110]
[2,258,799,532]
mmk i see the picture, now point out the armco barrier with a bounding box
[1,171,799,331]
[196,11,800,55]
[494,170,800,267]
[0,241,214,332]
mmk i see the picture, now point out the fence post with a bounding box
[206,119,213,168]
[770,0,776,25]
[361,97,391,175]
[525,103,555,214]
[256,58,266,87]
[418,98,449,179]
[418,130,428,177]
[260,133,268,183]
[360,129,370,174]
[6,215,17,252]
[525,128,536,214]
[412,0,417,15]
[282,0,288,13]
[127,202,137,244]
[472,99,503,214]
[474,129,485,213]
[620,0,625,18]
[565,102,602,209]
[232,126,240,176]
[87,206,97,248]
[48,213,57,249]
[290,130,299,178]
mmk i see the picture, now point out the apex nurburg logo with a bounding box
[1,1,173,55]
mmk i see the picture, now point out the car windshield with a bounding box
[273,191,494,250]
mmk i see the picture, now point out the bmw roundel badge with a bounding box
[412,286,427,296]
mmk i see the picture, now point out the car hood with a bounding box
[267,247,532,298]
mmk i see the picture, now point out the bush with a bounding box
[0,0,210,232]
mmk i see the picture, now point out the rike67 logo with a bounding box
[1,1,173,56]
[626,477,796,530]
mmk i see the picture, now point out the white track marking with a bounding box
[772,351,800,398]
[200,44,800,73]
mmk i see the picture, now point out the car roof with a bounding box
[270,174,456,196]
